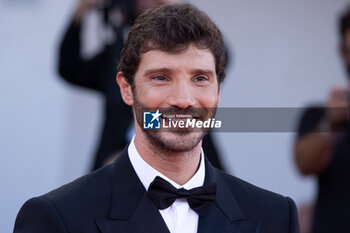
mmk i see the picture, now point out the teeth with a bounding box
[164,118,193,121]
[162,116,193,119]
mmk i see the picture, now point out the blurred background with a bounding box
[1,0,349,232]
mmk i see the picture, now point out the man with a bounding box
[14,4,300,233]
[294,6,350,233]
[58,0,224,171]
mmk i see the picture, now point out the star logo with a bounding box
[143,109,162,129]
[150,109,162,123]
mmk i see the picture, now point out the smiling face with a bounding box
[118,44,220,152]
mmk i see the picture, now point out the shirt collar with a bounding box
[128,136,205,190]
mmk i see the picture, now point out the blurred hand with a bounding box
[74,0,104,22]
[326,86,350,130]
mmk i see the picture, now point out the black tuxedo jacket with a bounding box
[14,149,300,233]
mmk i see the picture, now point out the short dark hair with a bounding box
[339,6,350,42]
[118,3,226,85]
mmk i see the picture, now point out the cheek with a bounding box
[194,87,219,107]
[136,84,169,105]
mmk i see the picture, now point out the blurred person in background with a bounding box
[294,6,350,233]
[58,0,224,171]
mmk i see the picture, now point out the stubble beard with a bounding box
[133,92,217,153]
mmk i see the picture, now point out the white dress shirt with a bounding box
[128,136,205,233]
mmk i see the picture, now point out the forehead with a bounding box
[135,45,216,74]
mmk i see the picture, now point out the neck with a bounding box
[134,132,202,186]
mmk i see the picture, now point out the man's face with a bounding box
[130,45,220,152]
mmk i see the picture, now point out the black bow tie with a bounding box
[147,176,217,216]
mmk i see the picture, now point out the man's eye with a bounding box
[152,76,167,81]
[194,76,209,82]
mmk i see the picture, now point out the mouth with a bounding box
[161,115,197,121]
[160,114,204,132]
[152,107,209,122]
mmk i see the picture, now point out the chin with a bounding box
[145,130,204,153]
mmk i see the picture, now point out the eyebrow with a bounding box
[191,69,215,76]
[143,68,215,76]
[143,68,172,76]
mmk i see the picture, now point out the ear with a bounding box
[116,72,134,106]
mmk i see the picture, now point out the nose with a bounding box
[168,81,196,109]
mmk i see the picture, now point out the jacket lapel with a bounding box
[95,149,170,233]
[197,158,261,233]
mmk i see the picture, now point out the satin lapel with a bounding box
[95,149,170,233]
[197,158,261,233]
